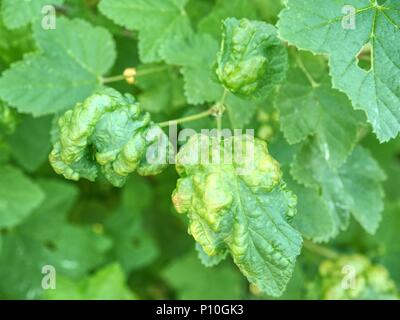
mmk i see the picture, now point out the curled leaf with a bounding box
[172,134,302,296]
[216,18,288,99]
[49,88,173,187]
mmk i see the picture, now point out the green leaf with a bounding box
[0,165,44,228]
[43,263,136,300]
[278,0,400,142]
[308,254,398,300]
[291,142,386,235]
[195,243,228,267]
[163,251,244,299]
[288,177,337,242]
[98,0,192,63]
[104,177,159,272]
[136,65,186,113]
[7,115,52,172]
[0,19,34,65]
[0,179,111,299]
[49,88,173,187]
[162,33,223,105]
[1,0,64,29]
[225,93,258,129]
[216,18,288,99]
[252,0,284,24]
[172,134,302,296]
[0,17,116,116]
[276,51,360,167]
[375,202,400,288]
[198,0,257,40]
[0,102,18,135]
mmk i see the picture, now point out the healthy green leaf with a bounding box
[0,102,18,135]
[216,18,288,99]
[198,0,257,40]
[0,165,44,228]
[278,0,400,142]
[43,263,136,300]
[0,17,116,116]
[0,19,33,65]
[276,51,360,167]
[162,33,223,105]
[291,142,386,235]
[98,0,192,63]
[49,88,173,187]
[172,134,302,296]
[1,0,64,29]
[0,179,111,299]
[136,64,186,113]
[7,115,52,172]
[163,251,243,299]
[104,177,159,272]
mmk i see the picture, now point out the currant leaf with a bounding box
[216,18,288,99]
[49,88,173,187]
[291,141,386,235]
[278,0,400,142]
[98,0,192,63]
[0,17,116,116]
[172,134,302,296]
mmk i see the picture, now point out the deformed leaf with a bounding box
[216,18,288,99]
[172,134,302,296]
[49,88,173,187]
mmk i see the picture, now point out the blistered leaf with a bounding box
[49,88,173,187]
[278,0,400,142]
[99,0,192,63]
[172,134,302,296]
[216,18,288,99]
[0,18,116,116]
[307,254,398,300]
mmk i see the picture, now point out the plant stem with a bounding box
[101,66,169,84]
[101,74,126,84]
[158,109,214,128]
[158,90,229,129]
[303,239,340,260]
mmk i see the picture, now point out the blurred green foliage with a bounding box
[0,0,399,300]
